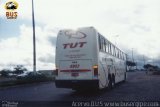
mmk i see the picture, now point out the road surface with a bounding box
[0,71,160,107]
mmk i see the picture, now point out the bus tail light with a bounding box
[93,65,98,76]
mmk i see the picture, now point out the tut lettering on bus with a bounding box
[63,42,87,49]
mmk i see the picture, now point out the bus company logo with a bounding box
[65,31,87,39]
[4,0,19,19]
[63,42,87,49]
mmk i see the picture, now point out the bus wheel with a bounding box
[111,75,115,88]
[108,76,112,90]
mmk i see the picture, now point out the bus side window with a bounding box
[113,46,116,56]
[101,36,103,51]
[98,34,102,50]
[106,40,108,53]
[119,50,121,59]
[101,37,103,51]
[121,52,123,59]
[103,38,105,52]
[104,38,106,52]
[118,50,120,58]
[111,45,113,55]
[102,37,105,52]
[109,43,111,54]
[111,45,114,56]
[122,52,124,60]
[120,51,122,59]
[108,43,110,53]
[117,49,119,58]
[115,48,118,58]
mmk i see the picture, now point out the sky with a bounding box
[0,0,160,70]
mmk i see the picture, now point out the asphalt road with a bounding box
[0,71,160,107]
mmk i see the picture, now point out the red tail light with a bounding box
[93,65,98,76]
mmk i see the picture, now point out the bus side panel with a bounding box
[115,59,126,83]
[98,52,126,88]
[98,52,109,89]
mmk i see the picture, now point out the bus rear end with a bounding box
[55,27,99,90]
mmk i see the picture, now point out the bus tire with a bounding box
[108,75,112,90]
[111,75,115,88]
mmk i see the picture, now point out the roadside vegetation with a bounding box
[126,61,160,75]
[143,64,160,75]
[0,65,55,87]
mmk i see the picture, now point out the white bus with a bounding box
[55,27,127,90]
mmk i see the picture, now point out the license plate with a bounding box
[71,73,79,77]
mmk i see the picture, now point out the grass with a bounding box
[0,76,55,87]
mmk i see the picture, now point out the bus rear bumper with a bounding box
[55,80,99,89]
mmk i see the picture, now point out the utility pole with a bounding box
[32,0,36,72]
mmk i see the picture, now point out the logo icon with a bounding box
[65,31,87,39]
[5,1,18,10]
[5,0,18,19]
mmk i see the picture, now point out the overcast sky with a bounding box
[0,0,160,70]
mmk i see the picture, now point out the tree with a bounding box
[144,64,159,71]
[13,65,27,74]
[0,69,12,77]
